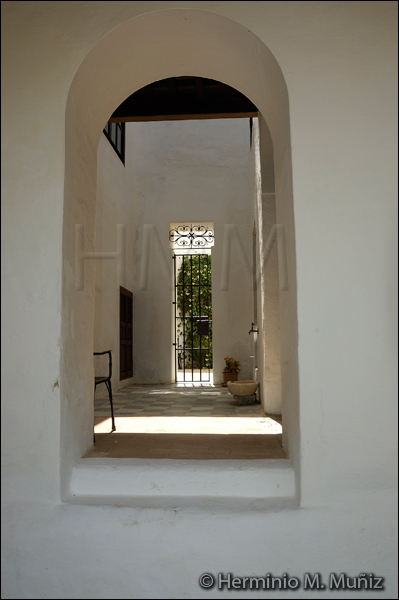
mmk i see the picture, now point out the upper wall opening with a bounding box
[108,76,258,122]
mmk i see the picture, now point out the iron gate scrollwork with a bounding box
[173,253,212,382]
[169,224,214,249]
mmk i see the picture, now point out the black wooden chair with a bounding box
[94,350,116,432]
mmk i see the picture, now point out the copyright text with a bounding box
[198,572,385,591]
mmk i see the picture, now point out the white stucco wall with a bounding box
[2,2,397,598]
[126,119,253,384]
[94,119,254,386]
[93,134,135,393]
[250,116,283,415]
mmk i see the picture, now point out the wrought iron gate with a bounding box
[173,253,212,382]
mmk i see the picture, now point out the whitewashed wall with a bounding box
[250,116,283,415]
[93,134,135,393]
[126,119,253,384]
[94,119,254,386]
[2,2,397,599]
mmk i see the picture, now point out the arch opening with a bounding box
[61,9,299,491]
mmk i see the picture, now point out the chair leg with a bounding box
[105,380,116,431]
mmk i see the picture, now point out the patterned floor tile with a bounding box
[94,383,265,419]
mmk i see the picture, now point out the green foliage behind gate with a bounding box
[176,254,213,369]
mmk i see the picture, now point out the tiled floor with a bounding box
[95,383,265,418]
[90,383,285,459]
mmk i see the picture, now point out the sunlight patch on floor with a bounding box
[94,416,282,435]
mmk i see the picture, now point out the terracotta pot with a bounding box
[222,372,238,386]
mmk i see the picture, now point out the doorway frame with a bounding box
[61,8,300,502]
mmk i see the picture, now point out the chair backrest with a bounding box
[93,350,112,379]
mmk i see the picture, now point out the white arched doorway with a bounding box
[61,9,299,489]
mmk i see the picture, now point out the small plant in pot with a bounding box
[222,357,241,386]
